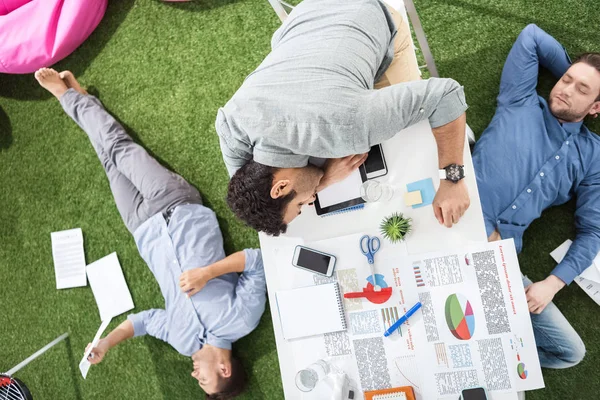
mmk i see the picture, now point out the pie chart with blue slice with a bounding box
[445,293,475,340]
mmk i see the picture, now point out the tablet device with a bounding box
[314,167,367,216]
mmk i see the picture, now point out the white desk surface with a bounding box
[259,120,503,399]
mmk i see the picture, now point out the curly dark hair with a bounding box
[204,358,247,400]
[227,160,296,236]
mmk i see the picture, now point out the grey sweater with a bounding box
[216,0,467,177]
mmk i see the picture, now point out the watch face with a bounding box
[446,164,464,182]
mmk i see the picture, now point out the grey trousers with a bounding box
[60,89,202,234]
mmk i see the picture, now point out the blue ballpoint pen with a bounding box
[383,302,422,337]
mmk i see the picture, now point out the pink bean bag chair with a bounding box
[0,0,107,74]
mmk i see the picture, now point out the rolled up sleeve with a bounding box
[216,109,253,177]
[551,171,600,284]
[361,78,468,145]
[127,309,168,341]
[234,249,267,327]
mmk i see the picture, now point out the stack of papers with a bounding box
[550,240,600,305]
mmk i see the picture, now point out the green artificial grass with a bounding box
[0,0,598,399]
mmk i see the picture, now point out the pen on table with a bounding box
[383,302,422,337]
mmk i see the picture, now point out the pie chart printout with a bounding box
[517,363,528,379]
[445,293,475,340]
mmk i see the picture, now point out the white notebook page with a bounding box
[276,282,345,340]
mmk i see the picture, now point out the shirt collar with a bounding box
[561,120,584,134]
[205,333,232,350]
[539,97,584,135]
[253,149,309,169]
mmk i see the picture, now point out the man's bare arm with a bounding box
[431,113,470,227]
[86,320,135,365]
[179,251,247,297]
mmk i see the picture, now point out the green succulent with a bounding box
[380,212,412,243]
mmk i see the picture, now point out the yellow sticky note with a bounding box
[404,190,423,206]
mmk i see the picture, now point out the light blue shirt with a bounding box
[127,204,266,356]
[473,24,600,284]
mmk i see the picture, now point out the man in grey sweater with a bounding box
[219,0,471,235]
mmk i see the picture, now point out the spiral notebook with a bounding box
[275,282,347,340]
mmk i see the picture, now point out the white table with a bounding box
[259,120,490,399]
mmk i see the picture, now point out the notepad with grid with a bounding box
[275,282,347,340]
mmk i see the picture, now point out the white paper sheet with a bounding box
[51,228,87,289]
[407,239,544,398]
[550,239,600,305]
[317,169,363,208]
[79,317,112,379]
[86,253,134,321]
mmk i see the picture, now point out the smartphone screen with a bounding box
[462,388,487,400]
[297,248,332,274]
[364,145,385,174]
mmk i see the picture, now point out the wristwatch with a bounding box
[438,164,465,183]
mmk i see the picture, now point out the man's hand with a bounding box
[317,154,368,192]
[525,275,566,314]
[180,267,214,297]
[433,180,470,227]
[85,338,110,365]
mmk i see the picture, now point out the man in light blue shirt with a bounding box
[473,25,600,368]
[34,68,266,399]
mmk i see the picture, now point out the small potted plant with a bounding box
[380,212,412,243]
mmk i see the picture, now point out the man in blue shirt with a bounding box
[34,68,267,399]
[473,25,600,368]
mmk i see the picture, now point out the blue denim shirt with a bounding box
[127,204,266,356]
[473,24,600,285]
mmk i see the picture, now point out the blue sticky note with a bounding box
[406,178,436,209]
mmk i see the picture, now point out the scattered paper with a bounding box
[86,253,134,321]
[550,239,600,305]
[317,169,363,208]
[79,317,112,379]
[51,228,87,289]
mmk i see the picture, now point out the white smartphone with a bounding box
[292,246,337,277]
[362,144,388,179]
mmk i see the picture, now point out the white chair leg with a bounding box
[404,0,439,78]
[466,123,476,145]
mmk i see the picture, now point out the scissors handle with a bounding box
[359,235,371,256]
[370,236,381,253]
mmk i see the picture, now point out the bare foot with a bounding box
[59,71,88,95]
[34,68,68,99]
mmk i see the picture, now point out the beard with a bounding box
[549,96,588,122]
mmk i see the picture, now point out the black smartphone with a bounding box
[362,144,387,179]
[461,387,488,400]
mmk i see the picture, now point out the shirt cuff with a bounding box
[429,84,468,128]
[127,313,147,337]
[243,248,263,274]
[206,333,232,350]
[253,148,308,169]
[550,262,578,285]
